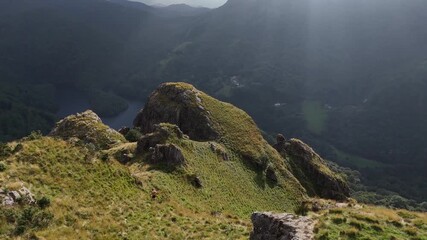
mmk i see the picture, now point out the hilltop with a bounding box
[0,82,348,239]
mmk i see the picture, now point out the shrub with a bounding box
[404,227,418,236]
[125,128,143,142]
[340,228,358,238]
[14,207,53,235]
[332,217,346,224]
[0,162,6,172]
[0,142,11,157]
[349,220,366,230]
[389,220,403,228]
[26,130,43,141]
[371,224,383,232]
[37,197,51,209]
[294,202,310,216]
[13,143,23,153]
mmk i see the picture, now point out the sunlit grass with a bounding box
[314,205,427,240]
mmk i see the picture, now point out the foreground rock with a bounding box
[274,135,350,201]
[250,212,315,240]
[49,110,126,149]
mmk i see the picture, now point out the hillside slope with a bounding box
[0,82,350,239]
[1,82,426,239]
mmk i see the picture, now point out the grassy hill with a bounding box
[0,83,310,239]
[0,82,426,239]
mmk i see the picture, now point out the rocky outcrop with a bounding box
[250,212,315,240]
[137,123,186,167]
[49,110,126,149]
[133,82,219,141]
[150,144,185,166]
[137,123,184,153]
[1,184,36,206]
[274,135,350,201]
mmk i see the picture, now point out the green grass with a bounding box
[332,147,387,169]
[155,83,305,196]
[0,137,251,239]
[302,100,328,135]
[150,137,304,217]
[315,206,427,240]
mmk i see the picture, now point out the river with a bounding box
[56,88,144,130]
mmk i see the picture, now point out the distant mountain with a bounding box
[161,4,210,16]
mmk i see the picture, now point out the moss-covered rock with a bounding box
[49,110,126,149]
[274,136,350,201]
[134,83,219,141]
[136,123,184,154]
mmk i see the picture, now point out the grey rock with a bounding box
[9,191,21,201]
[151,144,185,167]
[250,212,315,240]
[192,176,203,188]
[3,196,14,206]
[137,124,184,154]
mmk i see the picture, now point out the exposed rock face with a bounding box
[250,212,315,240]
[137,123,186,167]
[133,83,219,141]
[150,144,185,166]
[274,136,350,201]
[1,184,36,206]
[49,110,126,149]
[137,123,184,153]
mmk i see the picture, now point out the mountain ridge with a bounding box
[0,82,352,238]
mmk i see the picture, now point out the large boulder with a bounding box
[49,110,126,149]
[274,136,350,201]
[136,123,184,153]
[137,123,186,167]
[250,212,315,240]
[150,144,185,167]
[134,82,219,141]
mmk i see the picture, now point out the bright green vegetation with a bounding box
[332,147,387,169]
[302,101,328,135]
[200,86,286,166]
[152,131,304,217]
[315,206,427,240]
[0,137,251,239]
[155,83,302,187]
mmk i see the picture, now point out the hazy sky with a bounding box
[136,0,227,8]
